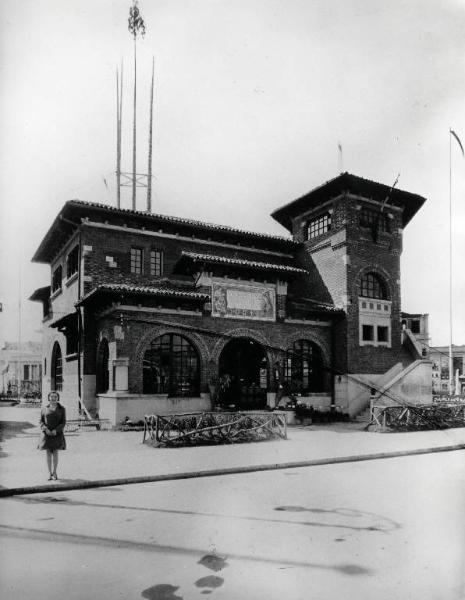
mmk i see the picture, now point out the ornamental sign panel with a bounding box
[211,281,276,321]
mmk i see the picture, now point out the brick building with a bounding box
[30,172,432,425]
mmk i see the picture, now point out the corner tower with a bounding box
[272,173,426,411]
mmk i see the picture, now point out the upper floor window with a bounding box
[52,265,62,294]
[359,207,390,233]
[307,213,331,240]
[150,249,163,277]
[360,272,388,300]
[66,245,79,279]
[130,248,143,274]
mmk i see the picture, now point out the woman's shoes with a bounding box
[52,473,58,480]
[48,475,53,480]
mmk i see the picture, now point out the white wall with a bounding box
[97,392,212,426]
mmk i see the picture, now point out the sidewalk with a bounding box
[1,406,465,493]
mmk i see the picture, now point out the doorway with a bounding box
[218,337,268,409]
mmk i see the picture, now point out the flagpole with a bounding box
[116,65,122,209]
[146,56,154,213]
[132,36,137,210]
[449,128,453,395]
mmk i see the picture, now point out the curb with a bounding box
[1,443,464,498]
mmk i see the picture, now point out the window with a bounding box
[283,340,326,394]
[410,320,420,334]
[51,342,63,391]
[359,207,390,233]
[360,272,387,300]
[24,365,30,380]
[143,334,200,397]
[52,265,62,293]
[307,213,331,240]
[150,250,163,277]
[362,325,374,342]
[377,326,389,342]
[130,248,143,274]
[66,245,79,279]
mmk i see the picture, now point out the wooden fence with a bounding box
[370,403,465,431]
[143,411,287,447]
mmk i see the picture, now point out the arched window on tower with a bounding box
[360,272,388,300]
[283,340,326,394]
[143,334,200,397]
[51,342,63,391]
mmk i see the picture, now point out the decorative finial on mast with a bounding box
[128,1,146,210]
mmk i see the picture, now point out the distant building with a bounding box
[30,172,432,424]
[0,341,42,397]
[429,345,465,394]
[401,312,430,351]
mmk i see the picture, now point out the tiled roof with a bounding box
[77,283,210,306]
[71,200,296,243]
[29,286,51,302]
[272,172,426,231]
[180,251,308,274]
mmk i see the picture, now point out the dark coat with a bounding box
[38,403,67,451]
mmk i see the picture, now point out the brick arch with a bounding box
[353,264,393,301]
[210,327,274,366]
[134,326,210,390]
[281,330,331,367]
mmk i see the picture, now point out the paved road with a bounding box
[1,450,464,600]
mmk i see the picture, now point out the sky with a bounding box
[0,0,464,348]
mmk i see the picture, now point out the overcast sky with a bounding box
[1,0,464,348]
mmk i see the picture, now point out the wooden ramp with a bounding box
[143,411,287,447]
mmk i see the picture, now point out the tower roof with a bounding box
[271,172,426,232]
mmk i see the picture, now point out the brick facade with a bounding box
[31,173,426,422]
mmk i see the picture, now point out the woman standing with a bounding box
[38,391,66,480]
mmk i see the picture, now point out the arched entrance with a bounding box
[218,337,268,409]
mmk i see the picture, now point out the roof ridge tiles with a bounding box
[68,199,297,244]
[180,250,307,273]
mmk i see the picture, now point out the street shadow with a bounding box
[0,420,36,457]
[0,420,36,441]
[274,505,401,532]
[141,584,183,600]
[12,495,400,533]
[0,523,375,576]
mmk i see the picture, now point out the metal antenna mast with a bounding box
[128,0,146,210]
[147,56,154,212]
[116,62,123,208]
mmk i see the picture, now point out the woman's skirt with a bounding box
[38,432,66,451]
